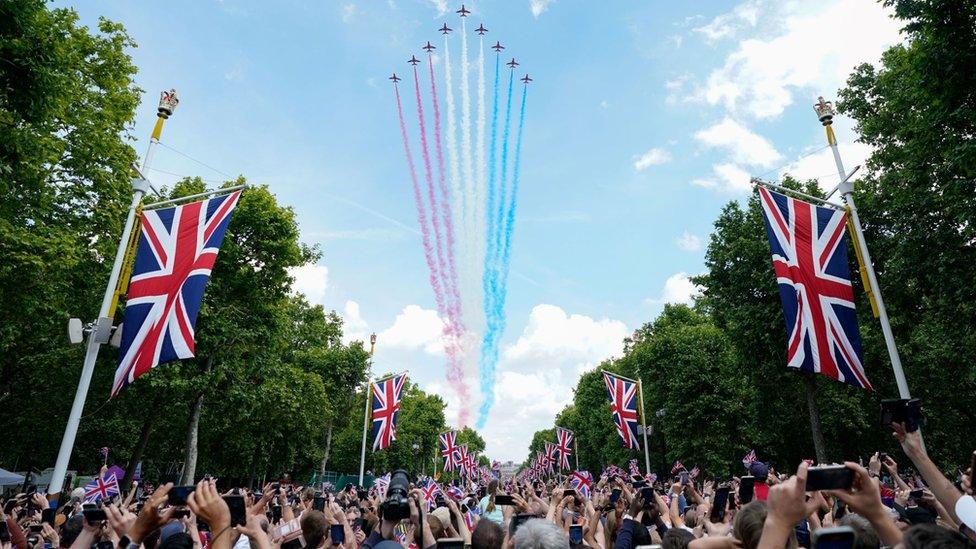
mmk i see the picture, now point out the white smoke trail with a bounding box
[443,36,465,333]
[474,36,487,339]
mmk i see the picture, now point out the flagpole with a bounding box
[574,438,579,470]
[358,333,377,487]
[48,91,178,502]
[814,97,911,400]
[637,378,651,476]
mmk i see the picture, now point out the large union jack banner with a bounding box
[758,186,871,389]
[555,427,573,470]
[114,191,242,397]
[439,431,458,471]
[603,371,641,449]
[372,373,408,450]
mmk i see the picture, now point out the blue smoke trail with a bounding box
[498,84,528,302]
[483,53,501,319]
[477,68,516,427]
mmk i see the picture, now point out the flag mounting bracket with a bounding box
[751,164,861,212]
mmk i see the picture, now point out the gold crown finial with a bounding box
[814,96,836,125]
[157,89,179,119]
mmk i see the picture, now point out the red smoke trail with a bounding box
[412,66,451,331]
[428,54,462,327]
[397,83,470,425]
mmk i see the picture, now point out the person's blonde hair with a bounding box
[486,479,499,513]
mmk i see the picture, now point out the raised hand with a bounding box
[129,482,176,544]
[105,503,137,539]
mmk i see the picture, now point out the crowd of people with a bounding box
[4,422,975,549]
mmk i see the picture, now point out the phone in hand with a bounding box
[640,487,654,506]
[569,524,583,544]
[436,538,464,549]
[909,489,924,500]
[224,495,246,526]
[330,524,345,545]
[0,521,10,543]
[812,525,855,549]
[41,508,56,525]
[271,505,282,523]
[83,508,107,522]
[739,476,755,504]
[679,471,689,485]
[609,488,622,505]
[168,485,196,506]
[29,525,43,534]
[313,496,327,512]
[494,494,515,506]
[806,466,855,491]
[710,487,730,523]
[880,398,923,432]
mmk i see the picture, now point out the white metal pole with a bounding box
[638,379,651,475]
[48,177,148,500]
[816,99,911,399]
[358,381,371,486]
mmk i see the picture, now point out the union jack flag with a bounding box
[374,473,391,498]
[689,466,700,479]
[371,373,407,451]
[629,459,640,477]
[114,191,242,396]
[456,445,470,476]
[569,470,593,500]
[446,485,463,500]
[742,449,757,468]
[555,427,573,470]
[439,431,458,471]
[420,480,441,510]
[671,461,685,475]
[84,473,120,503]
[758,186,871,389]
[543,442,557,472]
[602,371,641,449]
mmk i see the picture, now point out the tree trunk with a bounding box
[803,373,828,463]
[123,401,159,491]
[319,423,334,476]
[180,392,204,484]
[180,356,214,485]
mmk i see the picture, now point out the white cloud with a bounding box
[648,272,702,306]
[675,231,702,252]
[691,162,752,194]
[448,304,628,461]
[289,263,329,304]
[633,148,672,171]
[693,0,761,43]
[699,0,901,119]
[378,304,446,355]
[426,0,448,16]
[341,3,357,23]
[694,118,782,168]
[529,0,554,18]
[341,300,370,345]
[599,100,609,110]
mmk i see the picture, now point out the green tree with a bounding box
[837,0,976,466]
[0,0,142,469]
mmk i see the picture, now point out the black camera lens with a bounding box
[379,470,411,521]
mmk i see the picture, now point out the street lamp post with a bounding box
[412,442,420,476]
[655,408,667,476]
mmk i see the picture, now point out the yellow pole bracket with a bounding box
[845,206,879,318]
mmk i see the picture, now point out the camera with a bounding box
[380,469,411,521]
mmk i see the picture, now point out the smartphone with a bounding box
[495,494,515,506]
[168,485,196,506]
[510,513,534,536]
[739,476,755,504]
[313,496,327,512]
[83,508,107,522]
[0,521,10,543]
[330,524,345,545]
[96,541,115,549]
[271,505,282,523]
[172,509,191,519]
[609,488,622,505]
[41,508,56,525]
[224,495,246,527]
[630,480,647,488]
[806,466,855,491]
[710,487,730,523]
[909,489,924,500]
[436,538,464,549]
[640,487,654,506]
[880,398,923,432]
[569,524,583,544]
[679,471,689,485]
[812,525,855,549]
[29,525,43,534]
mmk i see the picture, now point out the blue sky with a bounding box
[61,0,902,462]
